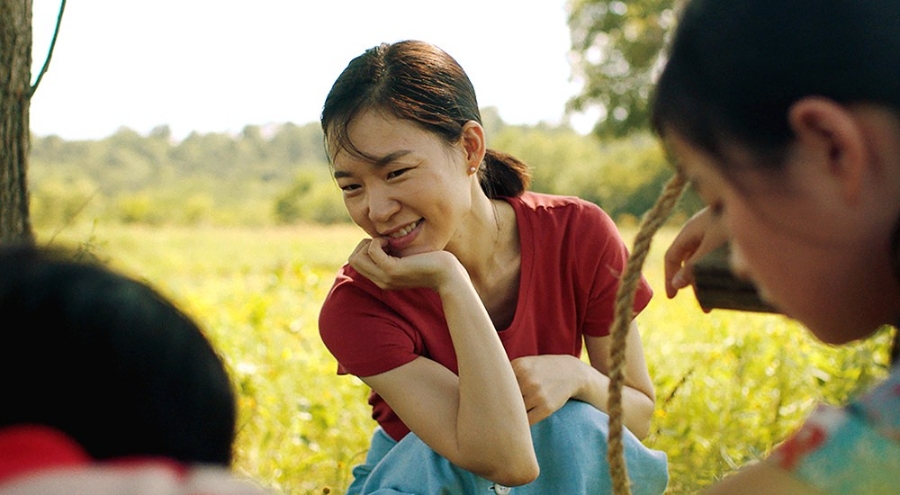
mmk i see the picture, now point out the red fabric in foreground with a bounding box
[0,425,271,494]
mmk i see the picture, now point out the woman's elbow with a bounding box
[464,446,539,487]
[484,455,540,487]
[629,415,653,441]
[625,392,656,440]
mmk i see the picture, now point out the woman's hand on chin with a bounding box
[349,238,464,292]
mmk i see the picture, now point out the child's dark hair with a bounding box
[321,40,531,198]
[651,0,900,167]
[0,245,237,466]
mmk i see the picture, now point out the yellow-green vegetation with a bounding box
[39,222,892,494]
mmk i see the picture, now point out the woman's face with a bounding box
[330,109,475,258]
[667,132,895,344]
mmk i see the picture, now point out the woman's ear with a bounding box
[460,121,487,169]
[788,97,868,204]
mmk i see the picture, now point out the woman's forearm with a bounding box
[572,365,656,440]
[437,269,538,484]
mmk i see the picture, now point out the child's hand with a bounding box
[664,207,729,298]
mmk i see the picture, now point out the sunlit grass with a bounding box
[37,222,893,494]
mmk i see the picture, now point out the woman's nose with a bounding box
[367,187,400,223]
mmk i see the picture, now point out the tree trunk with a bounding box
[0,0,34,245]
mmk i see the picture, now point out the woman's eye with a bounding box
[386,168,411,179]
[339,184,360,193]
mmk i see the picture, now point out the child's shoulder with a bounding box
[769,365,900,493]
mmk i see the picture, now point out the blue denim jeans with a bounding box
[346,400,668,494]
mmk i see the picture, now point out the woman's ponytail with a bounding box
[479,149,531,199]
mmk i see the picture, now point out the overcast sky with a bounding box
[29,0,587,141]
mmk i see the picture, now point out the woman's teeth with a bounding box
[390,220,420,238]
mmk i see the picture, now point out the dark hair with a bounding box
[321,40,530,198]
[651,0,900,166]
[0,245,237,466]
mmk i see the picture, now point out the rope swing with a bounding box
[607,172,687,495]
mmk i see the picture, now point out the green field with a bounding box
[38,222,893,494]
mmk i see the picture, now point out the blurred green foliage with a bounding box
[567,0,684,137]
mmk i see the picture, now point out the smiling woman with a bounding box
[315,40,669,494]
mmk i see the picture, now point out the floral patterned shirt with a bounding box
[769,365,900,493]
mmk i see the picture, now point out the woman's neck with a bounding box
[447,194,519,288]
[450,194,521,329]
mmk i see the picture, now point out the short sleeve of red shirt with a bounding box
[319,271,432,378]
[319,266,462,383]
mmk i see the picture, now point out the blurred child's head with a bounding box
[652,0,900,343]
[0,245,237,466]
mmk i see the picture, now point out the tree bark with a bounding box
[0,0,34,245]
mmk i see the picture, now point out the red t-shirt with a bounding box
[0,425,271,494]
[318,192,652,441]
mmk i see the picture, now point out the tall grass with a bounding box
[38,222,893,494]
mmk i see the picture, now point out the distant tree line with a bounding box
[27,107,699,230]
